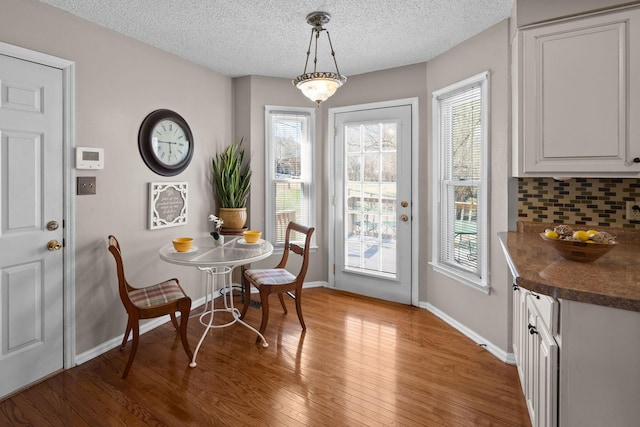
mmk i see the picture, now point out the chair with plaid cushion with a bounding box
[108,235,193,378]
[240,222,315,340]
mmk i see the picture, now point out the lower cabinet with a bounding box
[513,285,558,427]
[513,285,640,427]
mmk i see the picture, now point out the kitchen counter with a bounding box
[498,226,640,312]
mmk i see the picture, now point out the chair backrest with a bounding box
[276,222,315,284]
[107,235,136,313]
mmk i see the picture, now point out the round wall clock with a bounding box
[138,109,194,176]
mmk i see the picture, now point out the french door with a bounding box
[331,101,415,304]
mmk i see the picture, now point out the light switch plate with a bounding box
[77,176,96,195]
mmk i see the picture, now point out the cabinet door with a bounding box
[536,324,558,427]
[517,8,640,175]
[525,304,539,425]
[512,285,528,388]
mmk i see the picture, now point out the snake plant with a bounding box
[211,138,251,208]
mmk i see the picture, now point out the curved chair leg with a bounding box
[120,319,132,350]
[294,291,306,330]
[257,290,270,343]
[178,299,193,359]
[169,312,179,331]
[122,321,140,379]
[278,293,288,313]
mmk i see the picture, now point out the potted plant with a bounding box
[211,138,251,229]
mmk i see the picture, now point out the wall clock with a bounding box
[138,109,194,176]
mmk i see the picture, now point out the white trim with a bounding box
[263,105,317,247]
[327,97,420,306]
[0,42,77,369]
[431,71,491,293]
[421,302,516,365]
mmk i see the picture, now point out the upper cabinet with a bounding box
[513,7,640,177]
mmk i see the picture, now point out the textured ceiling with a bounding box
[37,0,513,79]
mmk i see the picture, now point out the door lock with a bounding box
[401,201,409,208]
[47,220,59,231]
[400,214,409,222]
[47,240,62,251]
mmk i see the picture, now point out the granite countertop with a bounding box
[498,223,640,312]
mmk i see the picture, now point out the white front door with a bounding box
[0,54,64,398]
[332,102,414,304]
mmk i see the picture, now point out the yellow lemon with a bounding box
[573,230,590,242]
[544,229,559,239]
[586,229,598,238]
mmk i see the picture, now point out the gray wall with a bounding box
[1,0,234,354]
[425,20,513,351]
[2,0,515,360]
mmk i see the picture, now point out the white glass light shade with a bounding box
[293,72,346,106]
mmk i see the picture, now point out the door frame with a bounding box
[328,98,420,306]
[0,42,77,368]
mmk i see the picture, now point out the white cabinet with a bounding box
[513,7,640,176]
[513,285,558,427]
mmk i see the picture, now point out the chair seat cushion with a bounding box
[245,268,296,285]
[128,280,186,308]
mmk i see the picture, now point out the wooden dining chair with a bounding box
[240,222,315,340]
[107,235,193,378]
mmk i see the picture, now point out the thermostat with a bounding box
[76,147,104,169]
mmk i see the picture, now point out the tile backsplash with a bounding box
[518,178,640,229]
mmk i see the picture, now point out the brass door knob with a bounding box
[47,240,62,251]
[400,214,409,222]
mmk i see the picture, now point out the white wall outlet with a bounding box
[626,201,640,221]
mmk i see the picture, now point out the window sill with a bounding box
[430,262,490,295]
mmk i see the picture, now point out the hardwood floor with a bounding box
[0,288,530,426]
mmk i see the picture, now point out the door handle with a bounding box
[401,201,409,208]
[400,214,409,222]
[47,240,62,251]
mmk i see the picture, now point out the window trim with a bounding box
[430,71,490,293]
[264,105,317,249]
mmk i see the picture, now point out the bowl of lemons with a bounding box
[540,226,617,263]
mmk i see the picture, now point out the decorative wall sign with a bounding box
[149,182,188,229]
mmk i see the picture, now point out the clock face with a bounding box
[138,109,194,176]
[151,119,190,166]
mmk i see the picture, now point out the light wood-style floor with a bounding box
[0,287,530,426]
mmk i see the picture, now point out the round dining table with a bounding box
[159,236,273,367]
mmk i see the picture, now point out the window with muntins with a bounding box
[264,106,316,247]
[431,72,489,292]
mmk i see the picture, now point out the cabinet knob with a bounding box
[528,323,538,335]
[513,284,520,291]
[633,157,640,163]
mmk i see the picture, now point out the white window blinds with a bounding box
[432,72,489,290]
[265,107,316,246]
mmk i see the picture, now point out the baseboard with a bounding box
[74,294,209,366]
[75,282,328,366]
[420,302,516,365]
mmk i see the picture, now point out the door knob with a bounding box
[47,240,62,251]
[401,201,409,208]
[400,214,409,222]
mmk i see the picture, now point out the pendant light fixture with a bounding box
[292,11,347,107]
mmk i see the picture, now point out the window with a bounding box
[431,72,489,292]
[265,106,316,247]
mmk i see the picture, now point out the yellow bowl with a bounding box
[172,237,193,252]
[243,230,262,244]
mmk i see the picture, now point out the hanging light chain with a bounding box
[325,30,342,77]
